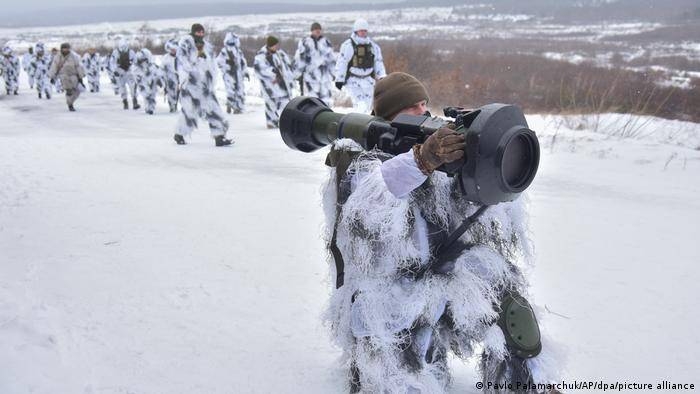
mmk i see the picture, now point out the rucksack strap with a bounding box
[325,148,361,288]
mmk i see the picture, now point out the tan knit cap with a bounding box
[372,72,429,120]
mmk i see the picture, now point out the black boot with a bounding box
[132,98,141,110]
[46,92,51,99]
[226,104,232,114]
[68,104,75,112]
[173,134,186,145]
[123,99,128,110]
[13,90,18,95]
[38,92,42,99]
[214,135,233,147]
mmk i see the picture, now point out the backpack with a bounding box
[351,41,374,69]
[117,50,131,71]
[345,39,375,81]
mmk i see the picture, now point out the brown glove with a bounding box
[413,127,466,175]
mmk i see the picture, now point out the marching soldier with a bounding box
[293,22,335,106]
[173,23,232,146]
[334,18,386,113]
[253,35,295,129]
[49,43,86,111]
[216,32,249,114]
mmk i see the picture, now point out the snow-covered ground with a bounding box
[1,72,699,393]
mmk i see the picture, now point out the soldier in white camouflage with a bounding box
[81,48,102,93]
[134,48,163,115]
[103,50,119,96]
[334,18,387,113]
[254,35,295,129]
[293,22,335,106]
[173,23,231,147]
[109,39,140,110]
[21,46,34,89]
[29,42,52,99]
[1,46,20,95]
[160,38,180,113]
[216,32,248,114]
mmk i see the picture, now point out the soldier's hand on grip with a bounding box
[414,127,466,174]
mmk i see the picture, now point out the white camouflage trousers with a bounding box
[115,69,137,100]
[222,74,245,113]
[345,75,375,114]
[263,95,290,128]
[302,79,332,107]
[86,67,100,92]
[176,85,229,137]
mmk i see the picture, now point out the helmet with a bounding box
[164,38,178,53]
[1,46,11,56]
[353,18,369,32]
[117,39,129,51]
[224,32,240,48]
[35,42,45,54]
[137,48,152,63]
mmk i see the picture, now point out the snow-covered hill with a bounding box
[1,72,699,393]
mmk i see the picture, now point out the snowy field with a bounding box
[1,71,700,393]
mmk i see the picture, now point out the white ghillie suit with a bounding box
[1,47,20,95]
[134,48,163,114]
[216,32,248,114]
[175,35,228,138]
[335,29,386,113]
[109,40,138,102]
[323,142,561,393]
[103,53,119,95]
[21,49,34,88]
[29,43,53,99]
[293,34,335,106]
[160,39,179,112]
[81,52,102,92]
[253,45,295,128]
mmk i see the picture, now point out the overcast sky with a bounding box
[12,0,393,12]
[1,0,406,27]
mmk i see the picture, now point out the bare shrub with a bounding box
[379,41,700,123]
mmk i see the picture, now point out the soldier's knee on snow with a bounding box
[497,292,542,359]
